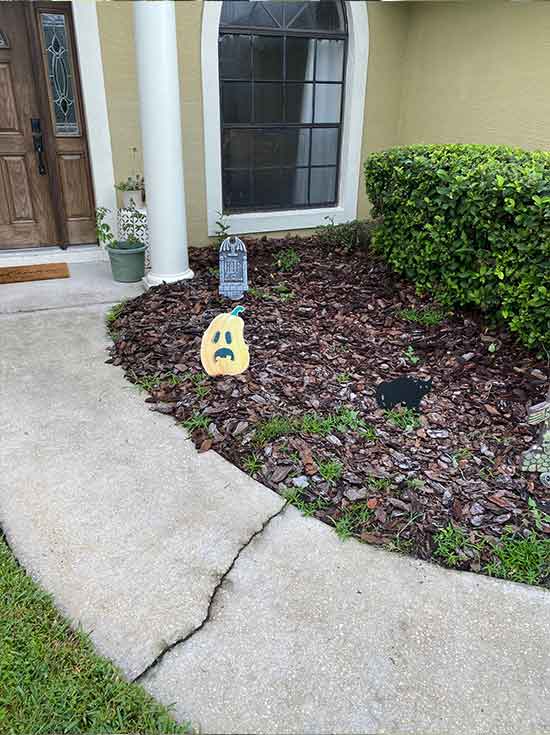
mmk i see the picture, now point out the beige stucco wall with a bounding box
[358,1,409,218]
[399,1,550,150]
[95,1,407,245]
[95,1,550,245]
[96,2,142,204]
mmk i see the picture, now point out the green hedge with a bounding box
[364,144,550,350]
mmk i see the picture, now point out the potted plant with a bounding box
[115,174,144,209]
[96,206,146,283]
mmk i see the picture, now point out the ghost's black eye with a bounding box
[212,331,221,344]
[225,331,232,344]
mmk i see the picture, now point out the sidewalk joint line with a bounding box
[0,300,127,318]
[132,501,288,684]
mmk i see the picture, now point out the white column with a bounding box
[133,1,193,286]
[72,1,116,236]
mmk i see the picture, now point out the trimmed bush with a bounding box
[314,217,376,251]
[364,144,550,350]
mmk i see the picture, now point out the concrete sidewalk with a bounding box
[0,267,549,734]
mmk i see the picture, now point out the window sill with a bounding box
[219,205,351,236]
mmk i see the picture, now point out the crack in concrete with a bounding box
[132,500,288,684]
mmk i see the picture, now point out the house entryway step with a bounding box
[0,245,108,268]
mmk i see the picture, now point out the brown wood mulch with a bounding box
[107,235,549,575]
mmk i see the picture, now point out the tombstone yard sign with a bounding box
[219,236,248,300]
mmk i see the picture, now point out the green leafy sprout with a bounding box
[274,247,300,272]
[317,458,343,484]
[243,453,264,476]
[403,345,421,365]
[384,407,421,431]
[105,301,126,326]
[399,307,446,326]
[336,372,352,384]
[433,523,550,586]
[131,371,187,392]
[181,413,210,433]
[252,407,376,446]
[333,503,374,541]
[283,487,328,517]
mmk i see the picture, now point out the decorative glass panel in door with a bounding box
[40,13,78,135]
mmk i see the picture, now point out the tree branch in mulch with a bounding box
[106,235,550,585]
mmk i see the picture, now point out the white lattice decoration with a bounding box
[117,206,150,270]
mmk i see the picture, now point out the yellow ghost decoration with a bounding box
[200,306,250,376]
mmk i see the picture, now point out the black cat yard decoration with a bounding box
[376,377,433,411]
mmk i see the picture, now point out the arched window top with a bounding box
[220,1,346,35]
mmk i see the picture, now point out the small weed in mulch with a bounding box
[106,235,550,587]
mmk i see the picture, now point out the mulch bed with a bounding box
[107,235,550,579]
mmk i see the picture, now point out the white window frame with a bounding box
[202,0,369,235]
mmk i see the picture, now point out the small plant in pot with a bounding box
[96,206,146,283]
[116,174,144,209]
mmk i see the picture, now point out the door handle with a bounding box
[31,118,47,175]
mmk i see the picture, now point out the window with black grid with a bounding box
[219,1,347,212]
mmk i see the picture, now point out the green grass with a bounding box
[403,345,420,365]
[137,370,207,397]
[247,286,270,300]
[317,458,343,484]
[253,416,296,446]
[300,412,336,436]
[105,301,126,326]
[133,374,162,392]
[434,523,550,586]
[131,371,187,392]
[484,532,550,586]
[0,536,187,734]
[433,525,482,569]
[252,407,375,447]
[528,497,550,531]
[248,284,295,302]
[189,371,208,386]
[194,384,210,399]
[283,488,328,517]
[359,425,378,441]
[335,372,352,384]
[333,503,373,541]
[273,283,295,302]
[384,407,421,431]
[367,476,392,492]
[181,413,210,433]
[385,537,415,554]
[273,247,300,272]
[243,453,264,476]
[399,307,446,326]
[452,447,473,465]
[333,407,362,432]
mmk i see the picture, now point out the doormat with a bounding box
[0,262,70,284]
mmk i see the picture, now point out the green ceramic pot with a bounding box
[107,241,146,283]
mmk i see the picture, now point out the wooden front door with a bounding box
[0,2,95,249]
